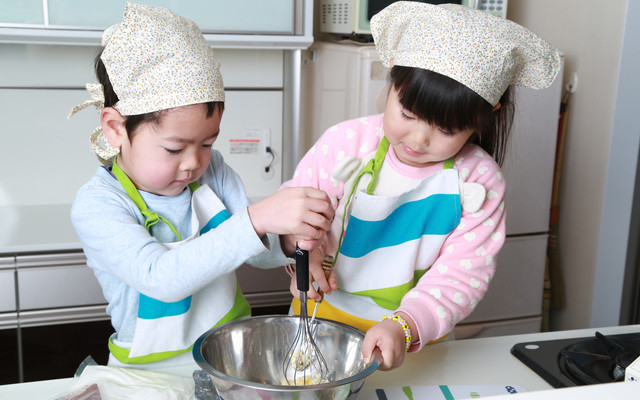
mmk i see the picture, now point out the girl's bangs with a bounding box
[393,67,491,134]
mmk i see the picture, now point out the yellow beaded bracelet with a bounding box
[382,314,412,351]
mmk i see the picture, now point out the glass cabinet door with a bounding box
[3,0,296,34]
[0,0,44,24]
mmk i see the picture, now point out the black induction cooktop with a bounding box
[510,331,640,388]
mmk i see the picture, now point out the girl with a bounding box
[284,2,561,370]
[69,2,333,368]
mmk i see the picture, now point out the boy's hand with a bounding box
[248,187,334,252]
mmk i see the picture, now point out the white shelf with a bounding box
[0,27,313,49]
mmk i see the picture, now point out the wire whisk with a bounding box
[283,247,329,385]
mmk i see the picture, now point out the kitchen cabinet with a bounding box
[236,264,291,313]
[27,0,296,33]
[20,320,112,383]
[457,235,549,338]
[0,0,312,48]
[0,328,19,385]
[0,251,112,383]
[0,45,287,206]
[16,253,106,311]
[0,257,16,315]
[218,90,285,199]
[488,238,549,319]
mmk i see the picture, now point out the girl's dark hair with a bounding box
[94,50,224,138]
[389,66,514,166]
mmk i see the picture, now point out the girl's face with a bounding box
[383,86,475,168]
[117,104,221,196]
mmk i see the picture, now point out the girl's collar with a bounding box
[384,140,449,180]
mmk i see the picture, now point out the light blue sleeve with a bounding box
[203,150,293,269]
[71,152,290,303]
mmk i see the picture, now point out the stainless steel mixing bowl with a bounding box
[193,315,382,400]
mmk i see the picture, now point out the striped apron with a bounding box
[108,159,250,364]
[293,137,461,333]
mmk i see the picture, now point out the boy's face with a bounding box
[383,87,474,168]
[117,103,221,196]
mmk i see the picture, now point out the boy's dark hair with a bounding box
[94,50,224,138]
[390,66,514,166]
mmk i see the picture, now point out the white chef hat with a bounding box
[370,2,561,106]
[68,2,225,165]
[101,1,225,115]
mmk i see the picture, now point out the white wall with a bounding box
[507,0,628,330]
[592,1,640,327]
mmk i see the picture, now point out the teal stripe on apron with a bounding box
[137,207,230,320]
[138,295,192,319]
[200,209,230,235]
[340,193,461,258]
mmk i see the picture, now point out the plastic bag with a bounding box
[51,357,194,400]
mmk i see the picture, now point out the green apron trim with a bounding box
[365,135,390,195]
[112,157,199,241]
[108,337,191,365]
[108,281,251,364]
[352,269,428,310]
[333,136,390,263]
[443,156,454,169]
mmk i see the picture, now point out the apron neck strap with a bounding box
[112,157,198,241]
[348,137,455,197]
[360,138,455,187]
[443,157,455,169]
[333,136,390,262]
[359,136,390,195]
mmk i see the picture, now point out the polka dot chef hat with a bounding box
[370,2,562,106]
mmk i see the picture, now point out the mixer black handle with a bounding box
[295,246,309,292]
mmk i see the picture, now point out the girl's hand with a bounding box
[290,250,337,301]
[248,187,334,252]
[361,312,416,371]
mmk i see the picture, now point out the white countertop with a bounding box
[1,324,638,399]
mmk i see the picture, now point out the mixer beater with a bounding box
[283,247,329,385]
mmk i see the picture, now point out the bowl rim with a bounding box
[192,315,382,392]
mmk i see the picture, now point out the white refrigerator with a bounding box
[301,41,564,338]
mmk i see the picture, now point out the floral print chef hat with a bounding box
[68,2,224,165]
[370,2,561,106]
